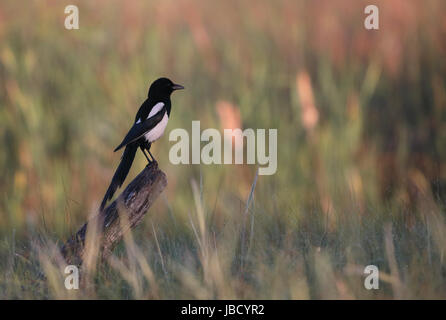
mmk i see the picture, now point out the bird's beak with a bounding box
[171,83,185,91]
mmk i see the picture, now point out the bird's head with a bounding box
[148,77,184,99]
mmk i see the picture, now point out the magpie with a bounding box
[100,77,184,211]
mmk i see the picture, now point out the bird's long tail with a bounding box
[100,143,137,211]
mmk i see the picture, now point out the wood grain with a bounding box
[61,161,167,265]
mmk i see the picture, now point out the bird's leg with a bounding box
[140,146,152,164]
[144,141,156,163]
[148,149,156,163]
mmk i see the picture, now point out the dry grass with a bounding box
[0,0,445,299]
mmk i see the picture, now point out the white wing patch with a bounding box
[148,102,165,119]
[135,118,141,124]
[144,112,168,143]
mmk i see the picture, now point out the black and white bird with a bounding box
[100,77,184,211]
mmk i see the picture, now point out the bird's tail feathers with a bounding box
[99,143,137,211]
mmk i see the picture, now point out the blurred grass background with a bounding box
[0,0,446,299]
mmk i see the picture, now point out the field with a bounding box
[0,0,445,299]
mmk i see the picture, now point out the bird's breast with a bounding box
[144,112,169,143]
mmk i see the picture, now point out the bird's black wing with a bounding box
[113,107,166,152]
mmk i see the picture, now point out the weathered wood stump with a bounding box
[61,161,167,265]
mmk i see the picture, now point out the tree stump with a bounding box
[61,161,167,265]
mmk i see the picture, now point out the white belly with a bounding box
[144,112,168,143]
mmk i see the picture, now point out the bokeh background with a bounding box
[0,0,445,299]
